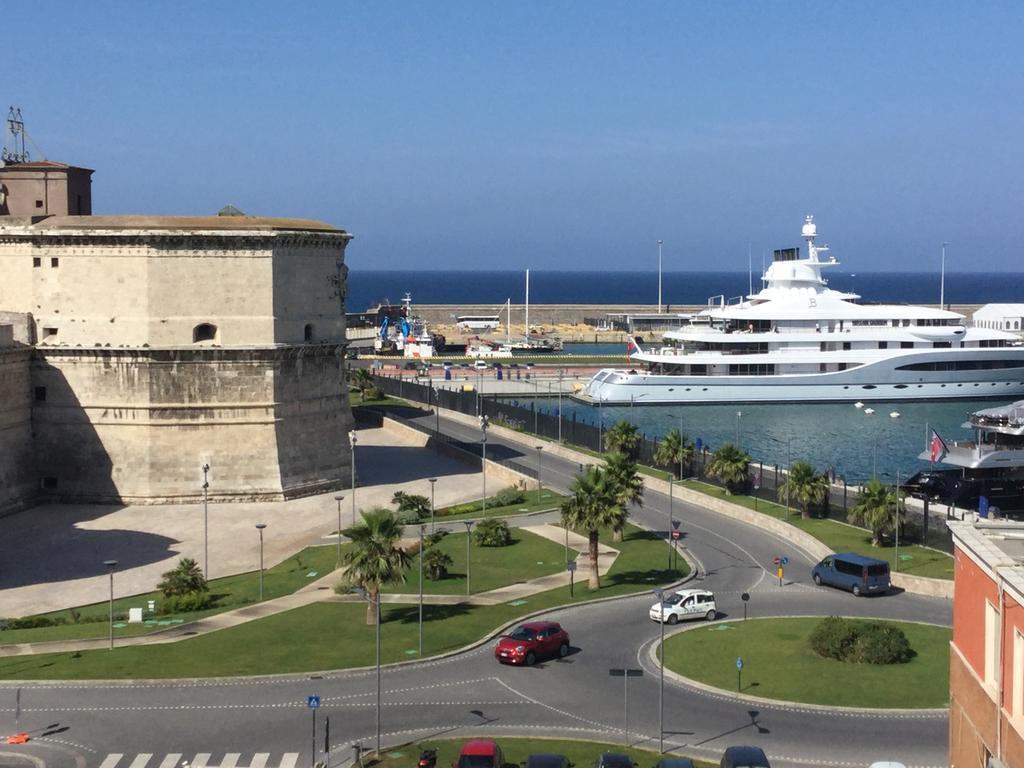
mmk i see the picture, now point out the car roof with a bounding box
[519,621,560,631]
[597,753,632,766]
[525,754,569,768]
[673,589,713,598]
[459,740,499,755]
[832,552,889,566]
[721,745,770,767]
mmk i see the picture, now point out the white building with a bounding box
[973,304,1024,334]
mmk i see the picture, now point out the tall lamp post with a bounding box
[535,446,544,504]
[334,495,344,568]
[349,431,358,526]
[670,412,685,478]
[653,588,666,754]
[894,469,902,572]
[201,463,210,579]
[463,520,475,596]
[667,480,674,571]
[255,523,267,601]
[479,416,488,516]
[104,559,118,650]
[418,525,425,656]
[352,587,381,757]
[735,411,742,448]
[557,369,564,443]
[428,478,438,533]
[657,239,664,314]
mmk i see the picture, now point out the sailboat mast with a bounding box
[525,269,530,341]
[506,298,511,344]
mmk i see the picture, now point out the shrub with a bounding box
[424,530,449,548]
[395,509,423,526]
[809,616,912,665]
[473,518,513,547]
[157,557,208,598]
[158,592,214,615]
[493,487,526,507]
[392,492,430,519]
[422,548,453,580]
[1,615,68,631]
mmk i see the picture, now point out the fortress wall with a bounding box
[0,345,35,515]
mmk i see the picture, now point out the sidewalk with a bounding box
[0,524,620,657]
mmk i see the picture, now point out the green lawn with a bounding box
[681,480,955,580]
[0,523,686,679]
[431,489,568,522]
[383,528,567,595]
[663,617,950,708]
[366,738,715,768]
[0,545,342,644]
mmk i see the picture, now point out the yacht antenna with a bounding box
[748,241,753,297]
[524,269,530,341]
[940,242,947,308]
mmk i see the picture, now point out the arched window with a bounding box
[1015,320,1021,330]
[193,323,218,343]
[304,323,314,342]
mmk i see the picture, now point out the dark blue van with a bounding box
[811,552,891,596]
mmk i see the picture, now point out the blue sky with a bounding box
[8,1,1024,272]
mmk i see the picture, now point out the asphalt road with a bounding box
[2,409,952,768]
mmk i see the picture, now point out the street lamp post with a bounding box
[334,495,344,568]
[598,396,604,452]
[351,588,382,758]
[735,411,742,447]
[255,523,267,601]
[349,431,358,526]
[428,477,438,533]
[653,588,666,754]
[463,520,474,596]
[479,416,488,516]
[657,239,664,314]
[894,469,901,572]
[535,446,543,504]
[418,525,425,656]
[104,559,118,650]
[667,480,674,571]
[557,369,564,443]
[201,463,210,579]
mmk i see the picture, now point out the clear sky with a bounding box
[8,1,1024,272]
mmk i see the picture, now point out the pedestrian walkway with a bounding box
[0,524,623,657]
[95,753,299,768]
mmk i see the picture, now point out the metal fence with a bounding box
[367,373,953,553]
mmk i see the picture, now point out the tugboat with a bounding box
[908,400,1024,515]
[372,293,443,358]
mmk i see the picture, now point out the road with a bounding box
[2,408,951,768]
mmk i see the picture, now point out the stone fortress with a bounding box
[0,130,354,514]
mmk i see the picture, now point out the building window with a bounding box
[42,327,58,340]
[304,323,314,342]
[1014,629,1024,718]
[32,257,41,268]
[35,199,43,208]
[192,323,218,343]
[985,600,999,689]
[34,386,46,402]
[50,257,59,268]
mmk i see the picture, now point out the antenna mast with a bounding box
[2,107,29,164]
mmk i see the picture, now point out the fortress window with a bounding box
[33,257,41,267]
[34,386,46,402]
[304,323,314,342]
[42,327,58,340]
[35,199,43,208]
[50,257,59,268]
[193,323,218,343]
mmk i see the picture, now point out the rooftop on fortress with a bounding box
[948,519,1024,599]
[16,214,346,234]
[0,159,94,172]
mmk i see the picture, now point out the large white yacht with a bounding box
[585,216,1024,404]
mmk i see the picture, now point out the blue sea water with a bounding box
[347,270,1023,312]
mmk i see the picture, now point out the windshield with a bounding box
[663,594,683,606]
[458,757,496,768]
[507,626,535,641]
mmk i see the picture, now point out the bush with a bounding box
[424,530,449,548]
[396,509,423,525]
[493,487,526,507]
[422,548,453,580]
[392,492,430,519]
[158,592,214,615]
[473,518,513,547]
[157,557,208,598]
[809,616,912,665]
[1,615,68,631]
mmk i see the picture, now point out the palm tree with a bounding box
[351,368,373,402]
[848,479,903,547]
[560,466,624,590]
[654,428,695,479]
[604,420,641,457]
[707,443,751,495]
[604,451,642,542]
[339,507,410,624]
[778,461,831,519]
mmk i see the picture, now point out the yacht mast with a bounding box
[525,269,530,341]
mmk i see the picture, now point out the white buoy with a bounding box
[854,401,864,409]
[864,407,875,415]
[889,411,901,419]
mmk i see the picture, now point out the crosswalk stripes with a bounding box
[95,754,300,768]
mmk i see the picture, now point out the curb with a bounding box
[644,614,950,716]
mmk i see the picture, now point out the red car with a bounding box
[453,740,504,768]
[494,621,570,666]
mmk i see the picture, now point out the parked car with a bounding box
[403,361,418,370]
[593,754,634,768]
[458,362,470,368]
[454,740,504,768]
[653,760,695,768]
[442,361,454,369]
[812,552,891,597]
[473,360,490,370]
[525,362,535,369]
[494,621,570,666]
[525,755,571,768]
[719,746,770,768]
[508,362,520,368]
[649,588,717,624]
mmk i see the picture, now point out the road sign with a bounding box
[307,695,321,708]
[566,561,577,572]
[772,556,781,565]
[671,519,681,530]
[741,592,750,602]
[695,438,703,452]
[609,668,644,677]
[781,556,789,566]
[736,657,743,670]
[670,530,682,540]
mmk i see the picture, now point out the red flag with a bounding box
[930,430,948,463]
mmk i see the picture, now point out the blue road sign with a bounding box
[735,657,743,670]
[780,556,790,566]
[567,561,577,572]
[695,438,703,452]
[307,695,321,709]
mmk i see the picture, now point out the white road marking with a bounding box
[157,754,180,768]
[249,754,269,768]
[99,755,123,768]
[128,754,152,768]
[278,754,298,768]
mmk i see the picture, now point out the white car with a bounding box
[473,360,490,370]
[649,588,717,624]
